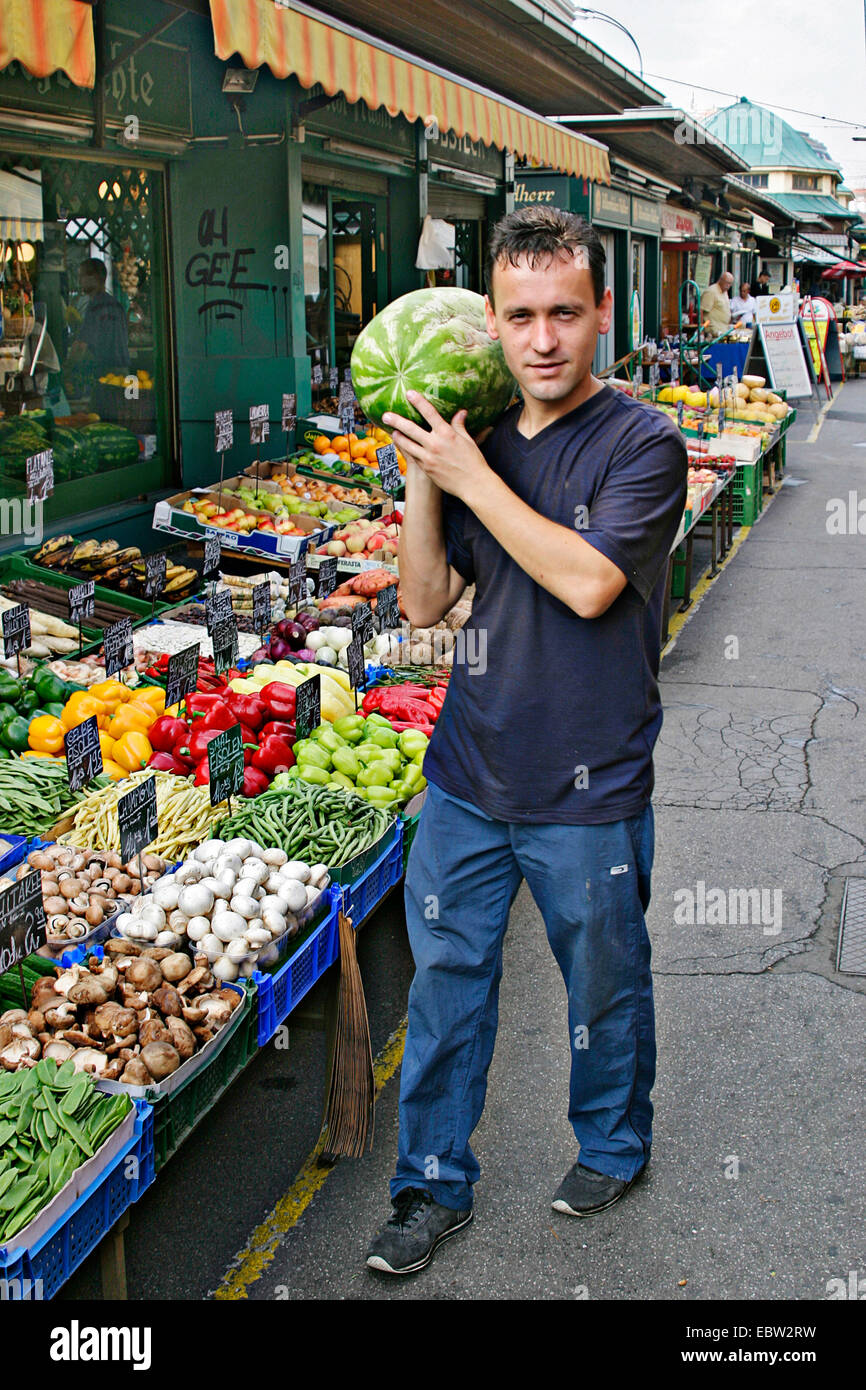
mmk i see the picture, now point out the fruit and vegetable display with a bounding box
[2,579,145,635]
[309,514,400,565]
[218,780,395,869]
[7,844,170,946]
[0,949,241,1085]
[0,1064,132,1244]
[0,593,80,658]
[0,412,139,485]
[33,537,199,602]
[114,842,330,978]
[350,287,516,434]
[269,470,381,510]
[23,681,168,780]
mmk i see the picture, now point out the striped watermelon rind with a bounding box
[350,288,515,434]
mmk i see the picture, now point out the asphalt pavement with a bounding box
[62,379,866,1304]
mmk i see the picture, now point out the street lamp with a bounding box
[573,8,644,77]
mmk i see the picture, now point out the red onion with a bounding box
[296,647,317,662]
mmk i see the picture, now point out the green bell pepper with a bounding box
[297,763,331,785]
[401,763,427,793]
[43,702,65,720]
[331,746,361,779]
[372,748,403,775]
[313,727,346,755]
[357,762,393,788]
[363,712,394,730]
[398,730,429,758]
[0,715,32,752]
[332,715,366,744]
[16,689,39,718]
[30,666,70,705]
[364,784,399,807]
[327,772,356,791]
[369,725,400,748]
[0,747,10,761]
[0,703,18,728]
[292,739,331,771]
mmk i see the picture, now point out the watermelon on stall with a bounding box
[350,288,515,434]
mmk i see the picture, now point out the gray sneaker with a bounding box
[366,1187,473,1275]
[552,1160,646,1217]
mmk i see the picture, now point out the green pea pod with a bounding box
[15,1094,34,1136]
[42,1086,94,1159]
[61,1076,91,1117]
[0,1173,39,1212]
[0,1169,18,1201]
[0,1120,15,1147]
[2,1186,49,1241]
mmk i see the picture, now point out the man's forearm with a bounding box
[463,471,626,619]
[399,462,458,625]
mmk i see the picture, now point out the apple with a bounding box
[346,535,367,554]
[327,540,348,557]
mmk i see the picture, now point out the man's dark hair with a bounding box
[485,206,606,306]
[79,257,107,284]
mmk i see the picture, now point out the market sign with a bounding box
[514,176,571,209]
[752,323,814,399]
[303,86,416,158]
[0,873,46,980]
[661,207,701,240]
[117,777,158,869]
[755,293,798,325]
[593,186,630,226]
[0,20,193,137]
[631,197,660,233]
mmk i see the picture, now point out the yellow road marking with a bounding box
[213,1015,409,1300]
[662,524,752,655]
[807,381,843,444]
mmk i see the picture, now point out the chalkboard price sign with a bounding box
[118,776,158,867]
[282,393,297,433]
[329,367,339,392]
[165,642,200,710]
[68,580,95,625]
[26,448,54,501]
[317,557,338,599]
[65,715,103,794]
[676,400,685,429]
[351,602,374,645]
[375,444,402,494]
[2,604,30,660]
[347,635,365,691]
[0,872,46,978]
[250,403,270,445]
[215,409,234,453]
[208,723,244,807]
[144,552,167,600]
[203,534,221,581]
[212,615,238,676]
[252,581,272,637]
[104,616,133,678]
[205,585,233,635]
[289,555,307,608]
[295,675,321,740]
[340,405,355,437]
[377,584,401,632]
[312,364,323,386]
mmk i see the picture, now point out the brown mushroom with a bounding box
[105,937,141,959]
[139,1018,171,1046]
[0,1023,11,1050]
[177,965,213,996]
[0,1036,41,1069]
[44,1000,77,1030]
[141,947,173,962]
[59,1028,102,1050]
[117,983,149,1011]
[159,953,192,984]
[181,1004,206,1025]
[140,1040,181,1080]
[67,976,108,1007]
[70,1048,110,1076]
[120,1057,151,1085]
[31,978,59,1009]
[27,1008,46,1035]
[165,1016,196,1060]
[43,896,67,915]
[150,985,183,1018]
[0,1009,28,1026]
[44,1040,75,1063]
[91,1002,137,1039]
[125,957,163,993]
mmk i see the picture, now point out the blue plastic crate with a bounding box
[253,885,341,1047]
[0,834,28,876]
[0,1099,155,1301]
[339,819,405,926]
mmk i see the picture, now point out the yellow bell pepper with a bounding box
[88,678,131,714]
[21,749,60,759]
[28,714,66,755]
[112,730,152,772]
[101,757,129,781]
[60,692,106,731]
[108,704,153,739]
[98,730,116,762]
[130,686,166,713]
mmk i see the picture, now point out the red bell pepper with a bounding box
[149,715,190,753]
[385,719,433,735]
[224,689,268,731]
[201,701,238,732]
[186,692,224,720]
[192,757,210,786]
[259,720,296,741]
[182,725,223,764]
[259,682,297,721]
[242,766,271,797]
[251,734,296,777]
[147,750,191,776]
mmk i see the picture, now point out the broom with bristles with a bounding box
[321,909,375,1161]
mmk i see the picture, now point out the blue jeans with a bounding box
[391,782,656,1211]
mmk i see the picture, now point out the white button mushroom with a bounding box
[212,911,249,943]
[186,915,212,943]
[178,883,215,918]
[212,954,239,982]
[283,861,312,884]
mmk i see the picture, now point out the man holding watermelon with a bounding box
[361,206,687,1276]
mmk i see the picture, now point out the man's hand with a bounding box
[383,391,492,505]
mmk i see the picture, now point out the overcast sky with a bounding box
[571,0,866,195]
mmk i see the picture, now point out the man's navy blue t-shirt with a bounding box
[422,385,688,824]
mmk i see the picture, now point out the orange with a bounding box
[313,434,330,454]
[331,435,348,452]
[337,451,351,462]
[349,440,368,460]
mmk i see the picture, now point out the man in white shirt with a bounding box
[731,282,757,327]
[700,271,734,336]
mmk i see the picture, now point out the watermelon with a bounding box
[350,288,515,434]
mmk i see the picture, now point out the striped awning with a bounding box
[0,216,42,240]
[209,0,609,183]
[0,0,95,88]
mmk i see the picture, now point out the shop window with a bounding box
[742,173,769,189]
[0,157,170,514]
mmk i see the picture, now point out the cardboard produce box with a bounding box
[152,486,334,563]
[243,455,391,512]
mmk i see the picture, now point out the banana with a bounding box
[34,535,75,566]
